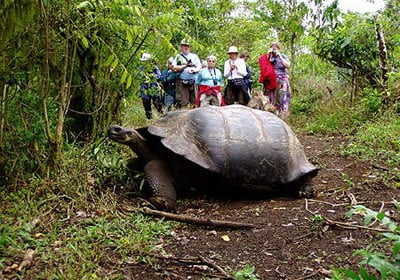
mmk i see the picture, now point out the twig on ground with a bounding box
[308,199,393,207]
[274,266,286,278]
[294,270,321,280]
[369,201,385,227]
[347,192,358,206]
[293,232,315,241]
[305,199,392,233]
[150,253,234,279]
[307,199,355,207]
[129,207,257,229]
[199,256,234,279]
[372,164,389,171]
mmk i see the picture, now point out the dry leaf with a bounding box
[17,249,36,271]
[3,263,18,273]
[221,235,230,242]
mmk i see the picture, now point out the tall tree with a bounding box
[253,0,310,74]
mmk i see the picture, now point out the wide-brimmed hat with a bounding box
[227,46,238,54]
[227,46,239,53]
[140,53,151,61]
[180,39,190,46]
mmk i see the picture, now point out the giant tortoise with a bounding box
[108,105,318,211]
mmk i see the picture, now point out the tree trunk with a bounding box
[290,32,296,75]
[39,0,52,142]
[374,17,388,89]
[54,0,71,163]
[0,83,7,148]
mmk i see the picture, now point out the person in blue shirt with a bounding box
[172,40,202,108]
[159,57,178,112]
[240,50,253,95]
[139,53,163,119]
[195,55,224,107]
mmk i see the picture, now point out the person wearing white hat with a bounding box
[171,39,202,108]
[223,46,250,105]
[140,52,152,61]
[138,52,163,119]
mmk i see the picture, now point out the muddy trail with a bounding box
[120,134,399,280]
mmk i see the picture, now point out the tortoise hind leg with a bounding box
[143,160,177,211]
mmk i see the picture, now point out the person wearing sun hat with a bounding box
[138,52,163,119]
[172,39,202,108]
[223,46,249,105]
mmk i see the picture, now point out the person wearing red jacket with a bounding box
[195,55,225,107]
[258,42,291,118]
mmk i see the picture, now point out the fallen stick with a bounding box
[198,256,234,279]
[150,254,234,279]
[305,199,392,233]
[139,207,256,229]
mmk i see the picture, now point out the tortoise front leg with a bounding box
[144,160,177,211]
[298,176,317,198]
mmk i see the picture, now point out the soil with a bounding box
[124,134,400,280]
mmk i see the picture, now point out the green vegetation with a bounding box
[232,264,260,280]
[0,139,174,278]
[1,0,399,278]
[331,202,400,280]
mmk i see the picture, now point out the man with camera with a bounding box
[172,40,202,108]
[223,46,250,105]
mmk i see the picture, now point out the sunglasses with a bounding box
[208,60,216,63]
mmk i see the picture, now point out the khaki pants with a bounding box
[176,79,197,107]
[199,92,222,107]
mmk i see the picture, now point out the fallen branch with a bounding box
[372,164,389,171]
[139,207,256,229]
[305,199,392,233]
[294,270,321,280]
[150,254,234,279]
[199,256,233,279]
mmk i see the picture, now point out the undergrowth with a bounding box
[0,141,173,279]
[331,201,400,280]
[291,87,400,182]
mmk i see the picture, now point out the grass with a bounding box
[0,142,174,279]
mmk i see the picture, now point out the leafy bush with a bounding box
[0,85,58,185]
[340,116,400,168]
[360,88,383,116]
[331,201,400,280]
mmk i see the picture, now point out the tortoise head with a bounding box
[108,125,145,146]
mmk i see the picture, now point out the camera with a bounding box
[213,79,218,86]
[186,59,194,67]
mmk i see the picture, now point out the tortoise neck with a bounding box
[131,133,158,162]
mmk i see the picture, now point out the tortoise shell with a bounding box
[147,105,317,191]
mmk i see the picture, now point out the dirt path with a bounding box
[126,135,399,279]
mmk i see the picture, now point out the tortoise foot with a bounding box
[298,184,316,198]
[149,196,176,212]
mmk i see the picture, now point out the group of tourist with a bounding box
[138,40,291,119]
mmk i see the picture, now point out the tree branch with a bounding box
[131,207,257,229]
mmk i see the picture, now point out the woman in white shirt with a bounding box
[223,46,250,105]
